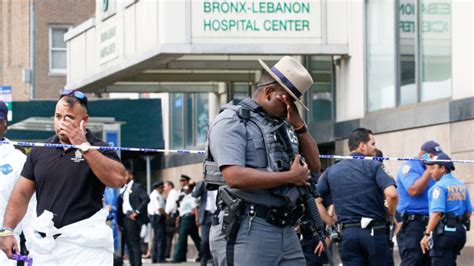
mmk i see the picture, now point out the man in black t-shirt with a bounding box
[0,90,127,265]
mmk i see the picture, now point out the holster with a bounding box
[219,188,245,244]
[299,219,314,239]
[445,213,458,228]
[464,219,470,231]
[435,220,445,235]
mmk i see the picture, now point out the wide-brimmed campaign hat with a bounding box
[258,56,313,110]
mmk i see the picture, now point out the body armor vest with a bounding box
[203,99,300,198]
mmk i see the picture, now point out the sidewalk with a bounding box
[128,258,199,266]
[134,245,474,265]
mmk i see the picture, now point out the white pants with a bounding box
[25,209,113,266]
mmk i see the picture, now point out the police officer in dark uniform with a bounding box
[207,56,321,266]
[317,128,398,265]
[396,140,442,266]
[420,152,472,265]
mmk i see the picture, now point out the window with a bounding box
[170,92,209,149]
[367,0,396,111]
[367,0,452,112]
[171,93,184,148]
[399,0,417,105]
[49,26,70,74]
[419,0,451,101]
[308,56,334,122]
[230,82,251,104]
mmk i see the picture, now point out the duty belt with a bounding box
[244,203,300,227]
[443,214,467,227]
[401,213,429,224]
[339,220,387,236]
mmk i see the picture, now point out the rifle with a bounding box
[297,173,335,266]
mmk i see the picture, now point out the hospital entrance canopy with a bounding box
[65,0,349,93]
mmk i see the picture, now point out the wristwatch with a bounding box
[294,124,308,135]
[78,142,91,154]
[0,227,14,237]
[423,231,431,237]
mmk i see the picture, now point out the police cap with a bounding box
[424,152,455,171]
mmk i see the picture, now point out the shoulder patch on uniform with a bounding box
[402,164,411,175]
[432,187,441,199]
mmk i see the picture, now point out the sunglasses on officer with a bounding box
[60,89,88,107]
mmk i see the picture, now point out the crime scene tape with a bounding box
[319,155,474,164]
[0,140,205,154]
[12,253,33,266]
[2,140,474,164]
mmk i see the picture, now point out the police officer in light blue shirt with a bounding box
[420,152,472,265]
[396,140,442,266]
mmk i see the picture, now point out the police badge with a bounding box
[402,164,411,175]
[432,187,441,199]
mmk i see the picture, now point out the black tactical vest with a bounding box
[204,98,300,204]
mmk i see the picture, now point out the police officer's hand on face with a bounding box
[0,235,18,259]
[424,165,434,179]
[289,154,310,187]
[276,94,304,128]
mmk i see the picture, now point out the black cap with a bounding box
[152,181,164,188]
[424,152,455,171]
[0,100,8,121]
[421,140,443,154]
[180,174,191,181]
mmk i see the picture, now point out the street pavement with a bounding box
[126,258,199,266]
[132,245,474,265]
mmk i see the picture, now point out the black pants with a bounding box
[165,214,177,258]
[123,217,143,266]
[339,227,390,266]
[430,224,466,266]
[301,236,328,266]
[200,211,215,266]
[173,214,201,262]
[151,216,167,262]
[397,220,431,266]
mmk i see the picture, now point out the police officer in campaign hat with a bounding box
[420,152,472,265]
[396,140,443,266]
[317,128,398,265]
[207,56,321,265]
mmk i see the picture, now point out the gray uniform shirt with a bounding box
[209,106,288,207]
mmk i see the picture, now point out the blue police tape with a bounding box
[0,140,205,154]
[2,140,474,164]
[319,155,474,164]
[12,253,33,266]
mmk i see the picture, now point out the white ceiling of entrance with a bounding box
[101,55,283,94]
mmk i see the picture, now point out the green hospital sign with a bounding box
[192,0,321,39]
